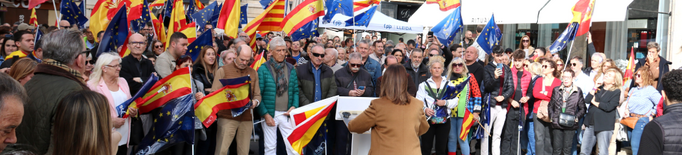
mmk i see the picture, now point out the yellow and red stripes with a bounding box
[281,0,325,36]
[287,101,336,154]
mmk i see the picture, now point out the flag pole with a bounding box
[563,25,577,72]
[53,0,61,28]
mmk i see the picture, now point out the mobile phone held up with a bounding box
[497,63,503,69]
[358,86,365,90]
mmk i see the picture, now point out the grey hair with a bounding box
[42,29,85,65]
[385,40,394,46]
[336,47,346,53]
[0,73,28,110]
[88,52,122,86]
[326,48,338,57]
[356,40,370,46]
[269,37,286,51]
[232,38,245,44]
[311,45,325,53]
[647,42,660,51]
[349,52,362,61]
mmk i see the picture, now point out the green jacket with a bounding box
[256,61,299,117]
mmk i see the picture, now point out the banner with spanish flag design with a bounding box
[285,96,337,155]
[129,67,193,115]
[195,76,251,127]
[281,0,325,36]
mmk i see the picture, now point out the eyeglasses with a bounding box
[452,63,464,68]
[522,40,530,42]
[350,63,363,67]
[105,64,121,68]
[542,65,548,69]
[311,53,326,58]
[129,41,145,46]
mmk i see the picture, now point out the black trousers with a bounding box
[501,107,520,155]
[533,114,553,155]
[421,121,450,155]
[194,124,217,155]
[552,129,575,155]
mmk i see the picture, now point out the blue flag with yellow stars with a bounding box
[345,5,377,27]
[188,0,198,18]
[323,0,352,23]
[191,1,218,29]
[185,30,213,61]
[291,19,319,41]
[549,23,579,54]
[475,14,502,55]
[60,0,88,29]
[134,94,196,154]
[239,4,248,28]
[259,0,274,9]
[97,7,128,57]
[131,0,152,32]
[431,6,463,47]
[164,0,175,20]
[210,2,223,28]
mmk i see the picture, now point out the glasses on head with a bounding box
[452,63,464,68]
[311,53,326,58]
[542,65,548,69]
[350,63,363,68]
[522,40,530,42]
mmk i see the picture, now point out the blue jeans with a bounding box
[580,126,612,155]
[448,117,470,154]
[527,113,535,155]
[627,117,650,155]
[571,117,585,155]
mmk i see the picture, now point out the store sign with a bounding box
[6,0,41,8]
[627,19,648,29]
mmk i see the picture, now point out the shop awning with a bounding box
[320,11,424,34]
[408,0,633,27]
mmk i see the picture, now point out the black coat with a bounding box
[585,87,621,132]
[467,62,485,87]
[403,62,430,86]
[192,64,214,94]
[335,65,374,97]
[483,63,514,108]
[120,55,156,95]
[549,85,586,130]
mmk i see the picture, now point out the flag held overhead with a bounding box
[431,6,463,47]
[475,15,502,55]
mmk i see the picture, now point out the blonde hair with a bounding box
[604,68,623,91]
[428,56,445,70]
[53,90,113,155]
[635,66,655,87]
[8,58,37,81]
[88,53,121,86]
[593,58,616,82]
[446,57,469,80]
[528,62,543,76]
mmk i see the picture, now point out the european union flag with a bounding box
[475,15,502,55]
[259,0,273,9]
[116,75,159,117]
[239,4,248,28]
[186,30,213,61]
[291,19,319,41]
[188,0,199,19]
[323,0,352,23]
[431,6,463,47]
[97,7,128,57]
[164,0,175,19]
[33,28,42,51]
[345,6,377,27]
[131,0,152,32]
[60,0,88,29]
[210,2,223,27]
[549,23,579,54]
[191,1,218,30]
[134,94,196,154]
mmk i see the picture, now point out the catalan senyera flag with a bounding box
[425,0,460,11]
[29,8,38,26]
[281,0,325,36]
[250,51,266,71]
[285,96,337,155]
[90,0,116,42]
[217,0,240,38]
[353,0,379,12]
[571,0,595,36]
[259,0,285,32]
[244,0,280,47]
[195,76,251,127]
[128,67,193,114]
[624,47,635,83]
[165,0,188,49]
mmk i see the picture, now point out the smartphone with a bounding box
[496,63,503,69]
[358,86,365,90]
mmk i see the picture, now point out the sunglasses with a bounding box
[557,63,563,66]
[542,65,548,69]
[86,60,95,65]
[636,74,641,78]
[571,63,578,67]
[155,45,163,48]
[429,54,438,57]
[350,63,363,67]
[522,40,530,42]
[60,26,71,29]
[452,63,464,68]
[523,64,529,67]
[312,53,326,58]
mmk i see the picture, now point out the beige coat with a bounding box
[348,97,430,155]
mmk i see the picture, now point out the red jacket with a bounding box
[509,67,532,113]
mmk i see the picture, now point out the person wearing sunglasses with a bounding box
[531,57,562,155]
[622,66,661,155]
[481,46,514,155]
[444,57,481,155]
[518,35,535,59]
[58,20,71,29]
[151,40,164,56]
[297,45,337,106]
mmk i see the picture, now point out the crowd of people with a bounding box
[0,20,680,155]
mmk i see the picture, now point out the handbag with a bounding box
[620,117,639,129]
[615,112,629,142]
[128,117,145,145]
[558,89,576,127]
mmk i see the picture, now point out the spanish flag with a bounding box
[129,67,193,114]
[165,0,188,49]
[89,0,116,42]
[244,0,280,48]
[281,0,324,36]
[425,0,460,11]
[195,0,205,11]
[217,0,240,38]
[458,83,473,141]
[29,8,38,26]
[151,13,167,47]
[149,0,166,7]
[285,96,337,155]
[250,51,266,71]
[624,47,635,83]
[179,22,198,44]
[353,0,379,12]
[571,0,595,36]
[195,76,251,127]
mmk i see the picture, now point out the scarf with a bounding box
[268,58,288,96]
[35,58,88,89]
